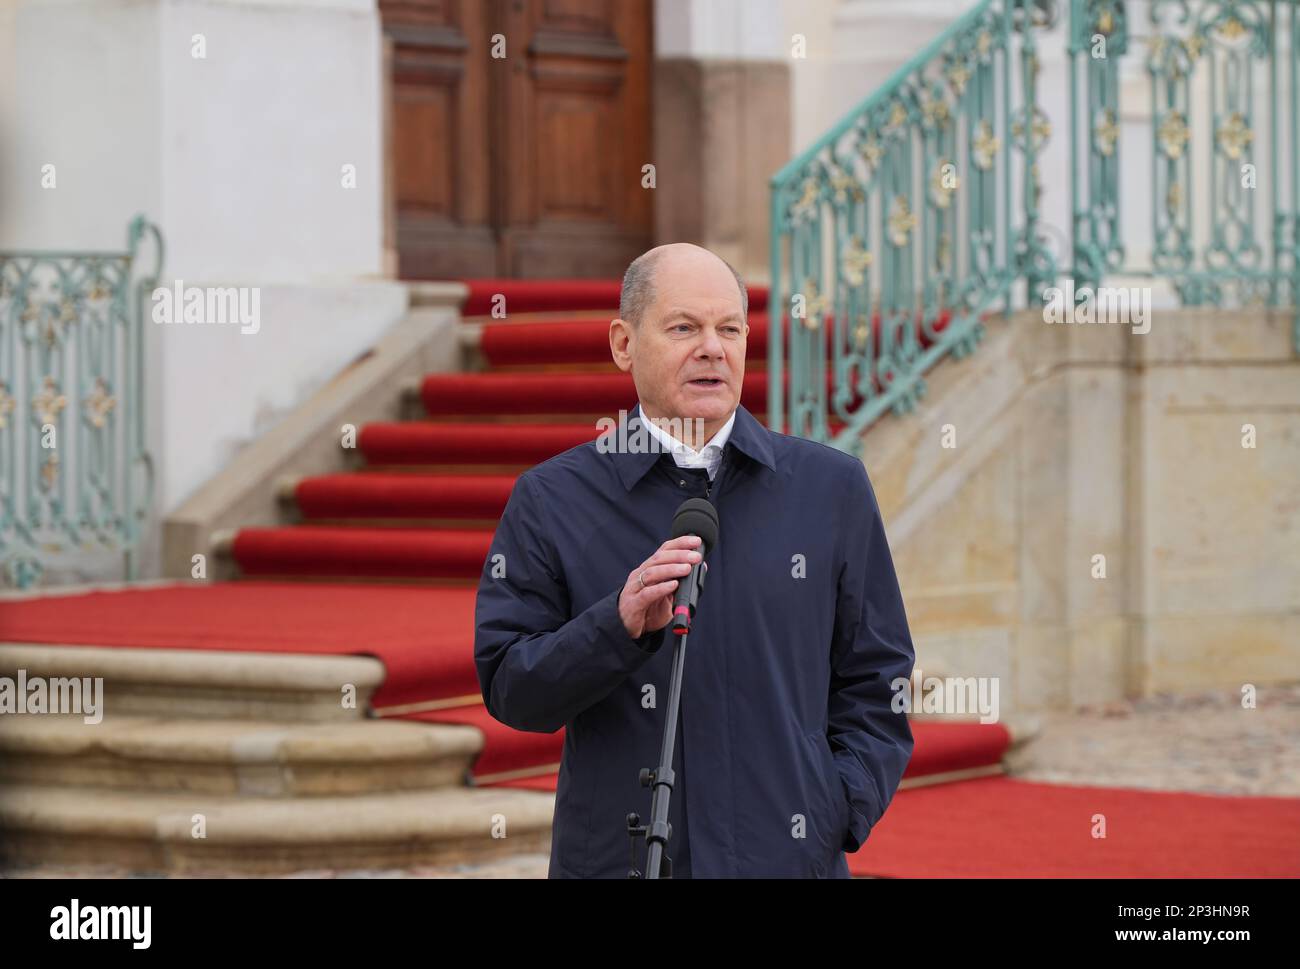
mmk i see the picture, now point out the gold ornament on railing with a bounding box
[32,376,67,426]
[801,278,828,330]
[40,454,59,492]
[888,196,916,247]
[828,162,863,203]
[946,61,971,96]
[972,120,1000,170]
[84,377,117,429]
[793,177,819,217]
[1094,109,1120,157]
[1217,17,1246,41]
[841,237,874,286]
[1167,181,1184,215]
[920,91,951,127]
[1012,111,1052,151]
[1216,112,1253,160]
[859,136,884,170]
[1158,110,1190,159]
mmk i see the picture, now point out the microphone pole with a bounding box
[627,498,718,879]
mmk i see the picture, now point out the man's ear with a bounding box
[609,318,634,373]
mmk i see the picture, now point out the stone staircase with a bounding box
[0,643,555,875]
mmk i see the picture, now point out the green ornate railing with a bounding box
[1070,0,1299,322]
[0,216,162,587]
[771,0,1298,451]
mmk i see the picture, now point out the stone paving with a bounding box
[1005,680,1300,797]
[6,681,1297,879]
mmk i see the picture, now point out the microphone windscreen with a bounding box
[671,497,719,555]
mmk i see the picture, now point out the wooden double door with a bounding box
[381,0,653,279]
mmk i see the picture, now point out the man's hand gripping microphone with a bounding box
[669,498,719,636]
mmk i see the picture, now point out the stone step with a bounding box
[0,713,484,797]
[0,644,384,722]
[0,783,555,875]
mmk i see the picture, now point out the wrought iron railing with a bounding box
[770,0,1298,451]
[1070,0,1299,323]
[0,216,162,587]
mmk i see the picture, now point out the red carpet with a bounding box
[419,370,773,417]
[845,776,1300,878]
[231,527,494,579]
[478,309,953,368]
[458,278,769,317]
[0,582,483,708]
[358,422,605,466]
[293,473,517,522]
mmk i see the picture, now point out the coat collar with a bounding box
[609,401,777,492]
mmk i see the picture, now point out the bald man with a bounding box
[475,243,915,878]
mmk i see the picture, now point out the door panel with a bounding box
[382,0,652,279]
[383,0,495,278]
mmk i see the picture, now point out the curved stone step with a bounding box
[0,784,555,875]
[0,714,484,797]
[0,644,384,722]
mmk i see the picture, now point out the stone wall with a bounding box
[862,306,1299,713]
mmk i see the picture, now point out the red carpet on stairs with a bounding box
[293,473,517,522]
[418,370,773,416]
[358,422,604,466]
[477,308,954,368]
[231,527,494,579]
[5,277,1294,877]
[457,278,771,317]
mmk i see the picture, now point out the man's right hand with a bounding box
[618,535,704,640]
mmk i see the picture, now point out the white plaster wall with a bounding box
[1,0,394,539]
[656,0,787,60]
[0,0,163,251]
[158,0,382,283]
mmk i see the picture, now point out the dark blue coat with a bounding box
[474,402,915,877]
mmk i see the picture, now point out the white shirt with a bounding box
[638,405,736,481]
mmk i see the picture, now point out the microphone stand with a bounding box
[625,560,707,879]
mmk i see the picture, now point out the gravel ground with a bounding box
[6,682,1297,879]
[1005,681,1300,797]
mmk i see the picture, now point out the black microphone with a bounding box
[669,498,719,635]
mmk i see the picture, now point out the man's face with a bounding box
[610,250,748,443]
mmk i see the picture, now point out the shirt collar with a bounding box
[644,403,738,457]
[608,401,777,492]
[639,406,735,478]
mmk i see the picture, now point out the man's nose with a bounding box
[696,327,725,358]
